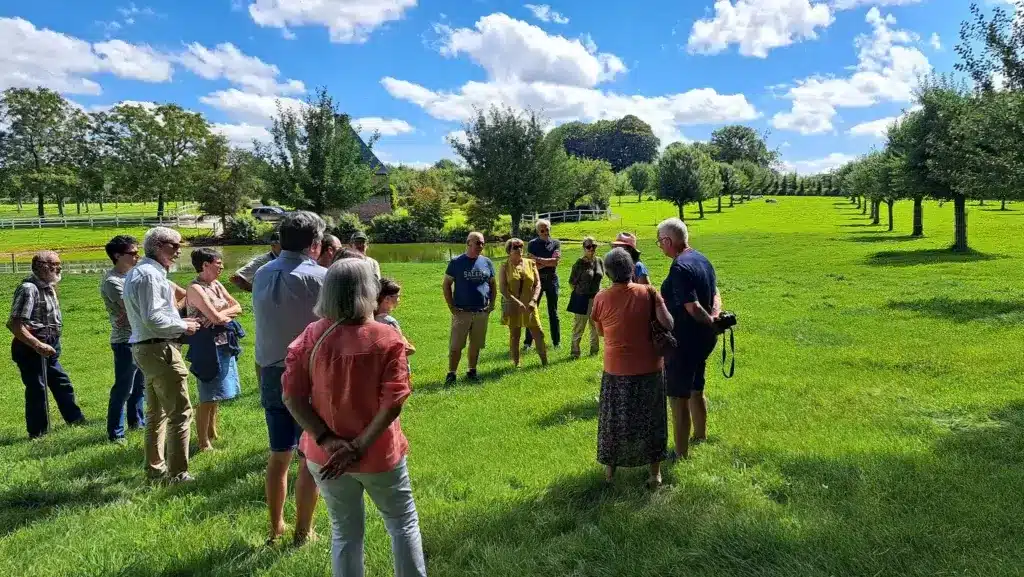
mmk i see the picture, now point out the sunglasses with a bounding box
[122,250,139,256]
[584,245,595,250]
[470,241,485,247]
[510,245,524,251]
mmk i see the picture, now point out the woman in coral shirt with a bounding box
[283,259,426,577]
[591,247,674,489]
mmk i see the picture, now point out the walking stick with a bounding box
[40,352,52,434]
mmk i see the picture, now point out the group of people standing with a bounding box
[439,218,724,488]
[6,210,723,577]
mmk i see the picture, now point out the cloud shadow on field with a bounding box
[423,403,1024,577]
[865,249,1001,267]
[887,297,1024,324]
[536,398,599,428]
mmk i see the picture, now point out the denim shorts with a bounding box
[259,365,302,453]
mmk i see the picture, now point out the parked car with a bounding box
[251,206,286,222]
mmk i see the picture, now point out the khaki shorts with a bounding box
[450,310,489,352]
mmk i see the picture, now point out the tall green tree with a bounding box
[264,88,376,214]
[565,156,615,209]
[657,143,722,220]
[451,106,570,237]
[547,115,659,172]
[709,125,779,167]
[625,161,656,202]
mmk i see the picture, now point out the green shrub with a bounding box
[368,213,426,243]
[330,212,365,242]
[465,197,500,236]
[444,225,472,243]
[223,215,263,245]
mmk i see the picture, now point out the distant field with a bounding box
[2,197,1023,576]
[0,201,197,219]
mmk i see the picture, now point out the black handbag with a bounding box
[647,287,677,357]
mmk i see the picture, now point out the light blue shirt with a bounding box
[252,250,327,367]
[123,257,187,343]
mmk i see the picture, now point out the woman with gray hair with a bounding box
[282,258,425,577]
[657,217,722,459]
[591,247,673,488]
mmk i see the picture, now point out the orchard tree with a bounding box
[565,156,615,209]
[625,161,656,202]
[709,125,778,167]
[451,106,570,237]
[658,143,722,220]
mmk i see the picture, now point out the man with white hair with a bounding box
[7,250,86,439]
[656,217,722,460]
[525,219,562,350]
[252,210,327,546]
[123,227,201,483]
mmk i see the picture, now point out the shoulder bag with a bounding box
[647,286,677,357]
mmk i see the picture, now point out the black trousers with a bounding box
[12,338,84,438]
[524,275,561,347]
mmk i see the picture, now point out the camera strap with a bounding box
[721,327,735,378]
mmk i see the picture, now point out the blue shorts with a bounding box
[259,365,302,453]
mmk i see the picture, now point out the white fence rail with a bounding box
[0,204,200,230]
[0,260,113,275]
[524,208,612,225]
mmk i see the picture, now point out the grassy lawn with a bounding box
[0,224,212,261]
[1,197,1024,576]
[0,201,192,219]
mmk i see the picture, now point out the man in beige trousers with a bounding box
[123,227,200,484]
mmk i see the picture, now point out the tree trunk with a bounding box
[37,191,45,217]
[871,200,880,225]
[638,189,643,203]
[1001,199,1007,210]
[718,193,722,213]
[856,196,861,209]
[76,201,81,215]
[729,194,734,208]
[953,194,968,252]
[698,199,705,219]
[678,203,684,220]
[912,196,923,237]
[157,190,165,217]
[887,199,894,231]
[511,213,522,238]
[862,198,867,215]
[979,199,985,206]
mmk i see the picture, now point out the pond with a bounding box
[0,242,514,275]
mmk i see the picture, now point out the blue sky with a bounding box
[0,0,972,173]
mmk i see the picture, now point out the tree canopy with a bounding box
[546,115,659,172]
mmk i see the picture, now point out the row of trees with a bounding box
[0,87,382,223]
[829,1,1023,251]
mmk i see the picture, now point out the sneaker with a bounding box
[168,472,195,485]
[443,372,457,387]
[466,369,479,382]
[110,437,127,445]
[522,343,532,352]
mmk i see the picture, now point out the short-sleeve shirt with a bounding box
[660,249,717,342]
[591,283,662,376]
[634,260,649,281]
[252,251,326,368]
[528,237,562,281]
[234,251,276,283]
[445,254,495,312]
[8,275,62,340]
[283,319,411,472]
[100,269,132,344]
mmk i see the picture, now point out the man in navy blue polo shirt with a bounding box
[525,219,561,349]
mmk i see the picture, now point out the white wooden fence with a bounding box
[524,208,612,225]
[0,204,200,230]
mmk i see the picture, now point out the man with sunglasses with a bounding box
[100,235,146,444]
[443,231,496,387]
[124,227,201,483]
[525,219,562,350]
[7,251,86,439]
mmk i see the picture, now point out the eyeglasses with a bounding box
[163,241,181,250]
[122,250,139,257]
[510,245,523,251]
[470,241,485,247]
[657,237,671,245]
[41,262,62,270]
[584,245,595,250]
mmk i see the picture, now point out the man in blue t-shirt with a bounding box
[442,231,497,387]
[525,219,562,349]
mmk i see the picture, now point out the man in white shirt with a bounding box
[123,227,200,484]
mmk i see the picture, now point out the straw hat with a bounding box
[610,232,641,261]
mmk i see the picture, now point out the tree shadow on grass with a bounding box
[845,234,921,244]
[417,356,575,393]
[102,540,285,577]
[424,403,1024,577]
[536,397,599,428]
[887,297,1024,324]
[865,248,1002,267]
[838,222,877,228]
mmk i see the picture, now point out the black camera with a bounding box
[714,311,737,333]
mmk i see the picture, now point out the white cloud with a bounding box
[847,103,921,138]
[688,0,835,58]
[446,130,468,146]
[830,0,924,9]
[94,40,173,83]
[212,122,272,147]
[199,88,305,124]
[771,7,930,134]
[781,152,857,174]
[178,42,305,95]
[0,17,173,94]
[929,32,941,50]
[524,4,570,24]
[382,77,759,144]
[353,117,414,136]
[117,3,156,18]
[437,13,626,88]
[247,0,418,43]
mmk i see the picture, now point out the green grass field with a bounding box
[0,201,191,219]
[1,197,1023,576]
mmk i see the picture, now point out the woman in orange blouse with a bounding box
[591,247,673,488]
[282,258,425,577]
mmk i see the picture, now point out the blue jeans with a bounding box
[525,274,561,347]
[106,343,146,440]
[308,458,426,577]
[260,366,302,452]
[11,338,84,438]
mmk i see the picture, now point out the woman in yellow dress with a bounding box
[500,238,549,368]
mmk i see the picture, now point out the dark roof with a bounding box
[347,123,389,176]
